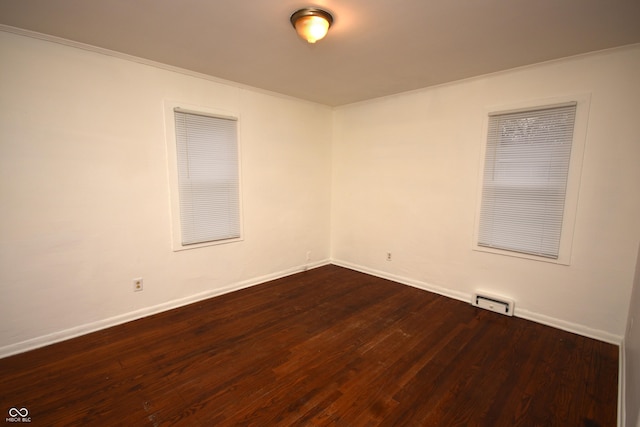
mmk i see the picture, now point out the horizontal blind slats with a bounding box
[175,111,240,245]
[478,104,576,259]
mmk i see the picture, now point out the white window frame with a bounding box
[473,94,590,265]
[164,100,243,251]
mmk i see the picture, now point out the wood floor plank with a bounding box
[0,265,618,426]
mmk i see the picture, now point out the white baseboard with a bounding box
[332,259,623,346]
[331,259,471,303]
[0,260,330,359]
[1,257,623,352]
[619,340,625,427]
[515,308,623,345]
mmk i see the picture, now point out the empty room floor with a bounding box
[0,265,618,426]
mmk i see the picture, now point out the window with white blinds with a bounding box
[477,103,577,259]
[174,109,240,246]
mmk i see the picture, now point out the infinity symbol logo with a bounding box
[8,407,29,417]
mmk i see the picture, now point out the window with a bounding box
[165,102,242,250]
[475,97,588,264]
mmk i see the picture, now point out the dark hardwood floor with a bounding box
[0,265,618,426]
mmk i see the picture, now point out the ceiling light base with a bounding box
[290,7,333,43]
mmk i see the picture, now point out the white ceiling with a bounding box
[1,0,639,106]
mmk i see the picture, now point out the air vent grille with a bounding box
[472,293,515,316]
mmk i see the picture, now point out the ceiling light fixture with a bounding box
[290,7,333,44]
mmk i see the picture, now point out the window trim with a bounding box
[164,100,243,251]
[472,94,591,265]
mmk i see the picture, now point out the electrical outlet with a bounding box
[306,251,311,262]
[386,252,392,261]
[133,278,143,292]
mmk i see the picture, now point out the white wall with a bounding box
[625,244,640,427]
[0,31,332,356]
[1,28,639,357]
[332,45,640,340]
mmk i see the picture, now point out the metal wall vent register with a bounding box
[472,292,515,316]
